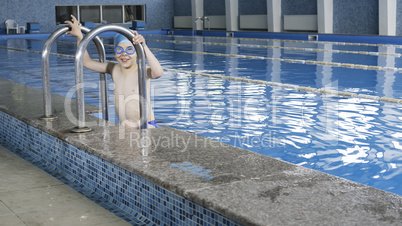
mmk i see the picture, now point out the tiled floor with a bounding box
[0,145,130,226]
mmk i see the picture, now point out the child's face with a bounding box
[114,42,136,68]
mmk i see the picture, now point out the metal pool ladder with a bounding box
[41,26,109,122]
[41,25,148,133]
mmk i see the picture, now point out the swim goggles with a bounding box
[114,46,135,55]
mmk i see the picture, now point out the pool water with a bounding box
[0,34,401,196]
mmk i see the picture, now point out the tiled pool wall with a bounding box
[0,110,240,226]
[171,30,402,45]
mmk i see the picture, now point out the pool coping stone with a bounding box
[0,78,401,225]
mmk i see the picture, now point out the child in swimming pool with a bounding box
[65,15,163,129]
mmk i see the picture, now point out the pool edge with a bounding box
[0,77,401,225]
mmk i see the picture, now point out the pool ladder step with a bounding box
[40,25,149,132]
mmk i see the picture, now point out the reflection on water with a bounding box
[0,35,402,196]
[153,73,402,195]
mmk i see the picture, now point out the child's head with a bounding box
[114,33,136,68]
[114,33,132,47]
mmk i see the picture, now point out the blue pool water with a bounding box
[0,33,402,196]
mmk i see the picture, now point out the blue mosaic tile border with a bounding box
[0,111,240,226]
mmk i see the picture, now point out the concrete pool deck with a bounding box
[0,77,401,225]
[0,145,130,225]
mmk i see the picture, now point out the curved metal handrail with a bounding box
[72,25,148,133]
[41,26,108,121]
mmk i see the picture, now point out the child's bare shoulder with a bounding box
[108,62,122,77]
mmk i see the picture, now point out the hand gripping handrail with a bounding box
[41,26,108,121]
[72,25,148,133]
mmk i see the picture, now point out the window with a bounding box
[102,5,123,23]
[80,5,101,23]
[55,6,78,25]
[124,5,145,22]
[55,5,145,25]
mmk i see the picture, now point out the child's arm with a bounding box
[65,15,115,74]
[132,31,163,79]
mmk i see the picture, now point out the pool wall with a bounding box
[0,111,239,225]
[3,29,402,46]
[0,78,401,225]
[0,79,240,225]
[172,30,402,45]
